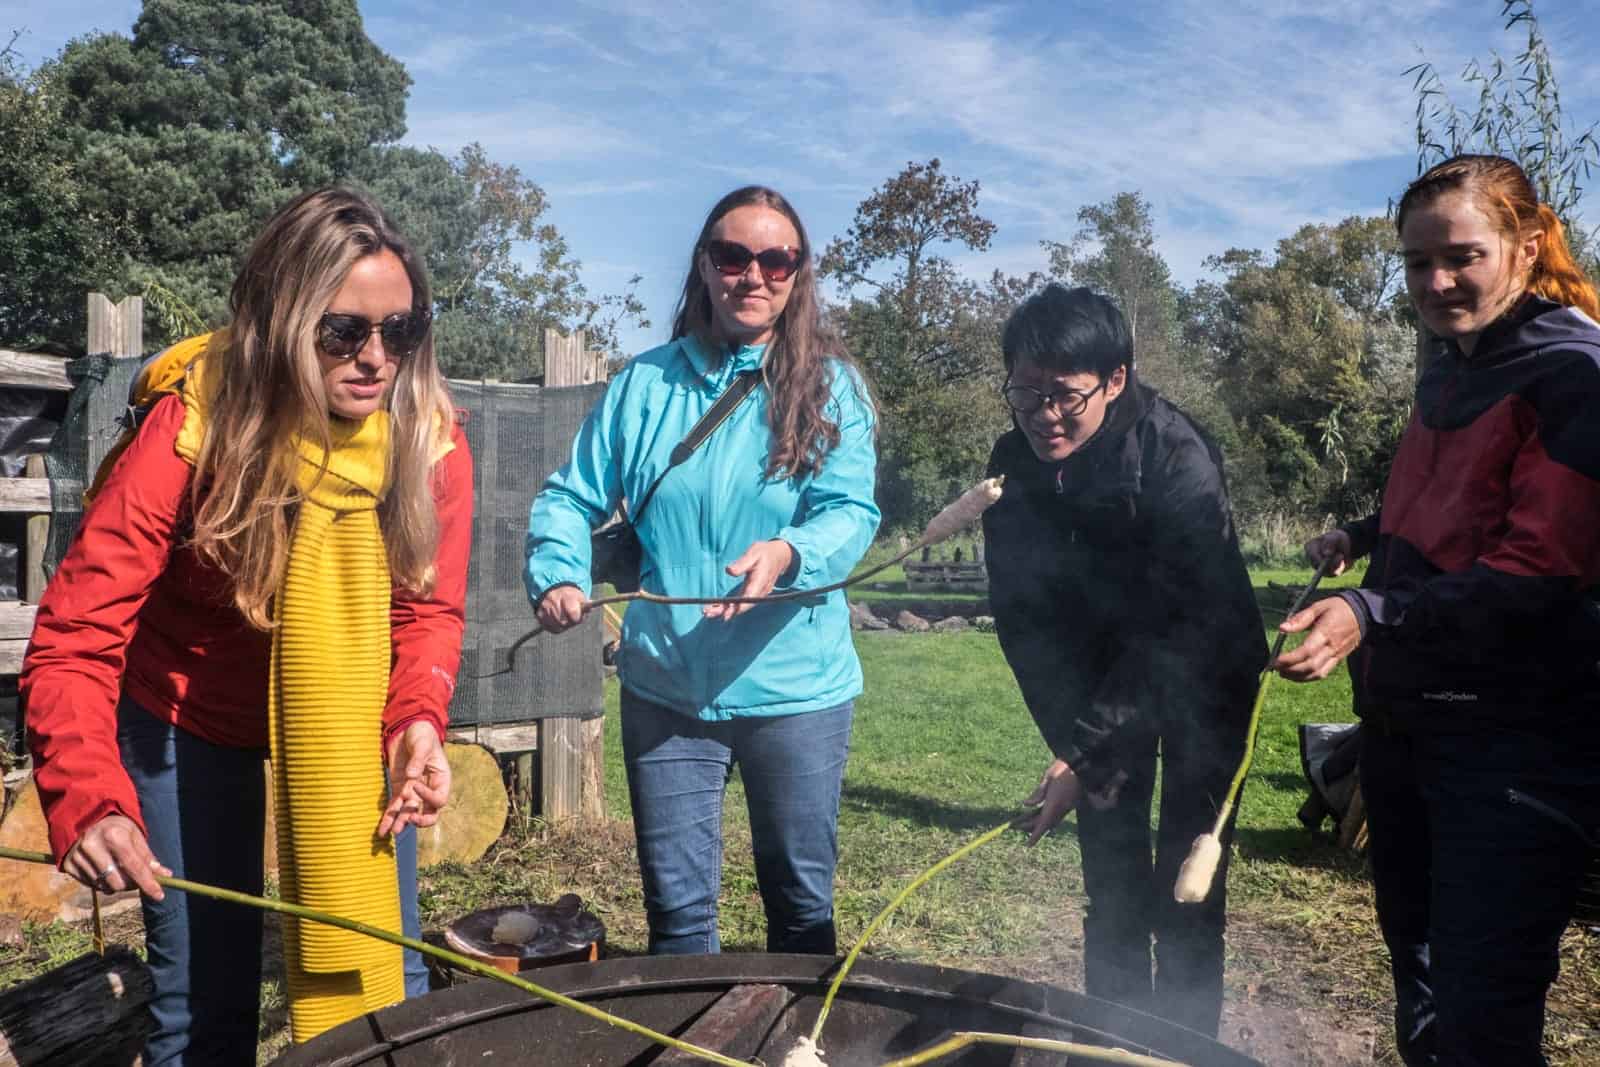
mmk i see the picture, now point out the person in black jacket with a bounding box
[1278,155,1600,1067]
[983,284,1266,1037]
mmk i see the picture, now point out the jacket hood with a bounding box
[1447,294,1600,367]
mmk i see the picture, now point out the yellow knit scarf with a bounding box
[160,334,405,1040]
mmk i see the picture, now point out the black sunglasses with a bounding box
[704,239,805,283]
[1001,377,1108,417]
[316,309,432,360]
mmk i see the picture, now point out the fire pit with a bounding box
[271,953,1262,1066]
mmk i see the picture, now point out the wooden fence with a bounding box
[0,295,143,674]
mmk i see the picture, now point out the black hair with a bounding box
[1001,283,1130,378]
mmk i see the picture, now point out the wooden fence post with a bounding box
[537,329,607,823]
[22,457,47,604]
[543,328,606,386]
[87,293,143,361]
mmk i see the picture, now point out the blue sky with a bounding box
[8,1,1600,356]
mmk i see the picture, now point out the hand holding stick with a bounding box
[1174,556,1334,903]
[495,477,1006,676]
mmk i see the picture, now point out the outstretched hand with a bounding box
[703,540,796,620]
[379,721,452,837]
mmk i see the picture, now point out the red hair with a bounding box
[1397,154,1600,322]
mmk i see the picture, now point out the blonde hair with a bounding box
[1397,154,1600,321]
[189,186,456,629]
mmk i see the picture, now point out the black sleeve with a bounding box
[1342,511,1382,560]
[982,441,1090,767]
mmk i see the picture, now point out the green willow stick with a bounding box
[809,819,1015,1045]
[1216,554,1334,839]
[1174,556,1335,903]
[0,845,748,1067]
[878,1030,1187,1067]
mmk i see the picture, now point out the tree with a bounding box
[45,0,412,338]
[822,159,1000,387]
[1185,217,1414,518]
[1408,0,1600,264]
[821,160,1018,531]
[0,35,128,345]
[1044,192,1178,358]
[354,143,648,380]
[10,2,647,365]
[1042,191,1235,435]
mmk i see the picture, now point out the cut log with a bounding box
[416,742,509,868]
[654,983,791,1065]
[0,948,154,1067]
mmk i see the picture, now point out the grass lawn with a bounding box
[3,564,1596,1065]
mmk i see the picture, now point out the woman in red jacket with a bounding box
[21,187,472,1065]
[1278,155,1600,1067]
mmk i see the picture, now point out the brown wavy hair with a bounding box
[1397,154,1600,321]
[671,186,867,480]
[188,186,457,629]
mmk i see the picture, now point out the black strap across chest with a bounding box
[628,368,763,524]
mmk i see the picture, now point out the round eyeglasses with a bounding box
[1001,378,1108,417]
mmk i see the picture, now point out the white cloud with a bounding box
[403,107,648,160]
[545,177,666,198]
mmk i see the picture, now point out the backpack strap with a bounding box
[83,333,214,503]
[629,368,762,525]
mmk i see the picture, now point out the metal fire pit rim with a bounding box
[270,952,1263,1067]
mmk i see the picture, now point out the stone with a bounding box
[893,610,931,633]
[0,912,22,949]
[932,616,969,632]
[848,603,889,631]
[973,615,996,632]
[0,776,141,924]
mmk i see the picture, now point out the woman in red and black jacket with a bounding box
[1278,155,1600,1067]
[21,187,472,1065]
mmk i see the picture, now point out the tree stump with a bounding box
[417,742,510,868]
[0,948,154,1066]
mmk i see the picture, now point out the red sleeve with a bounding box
[21,395,192,862]
[383,419,472,750]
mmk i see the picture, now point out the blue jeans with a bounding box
[118,697,428,1066]
[620,688,853,955]
[1361,717,1600,1067]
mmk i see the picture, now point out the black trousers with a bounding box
[1361,715,1600,1067]
[1075,704,1246,1038]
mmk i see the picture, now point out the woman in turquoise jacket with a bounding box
[525,186,879,955]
